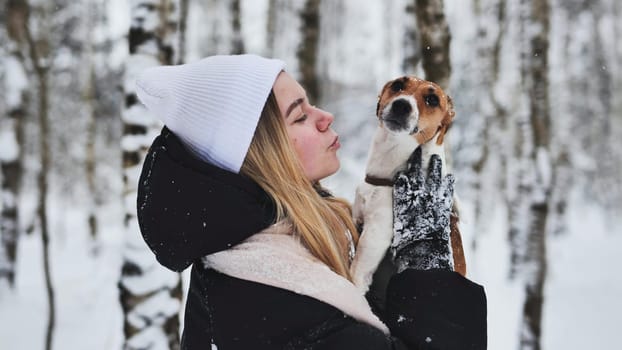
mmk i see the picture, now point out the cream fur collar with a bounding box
[202,221,389,334]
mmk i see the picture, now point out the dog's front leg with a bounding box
[350,184,394,293]
[421,134,447,177]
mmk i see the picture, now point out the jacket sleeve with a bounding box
[384,269,487,350]
[290,269,486,350]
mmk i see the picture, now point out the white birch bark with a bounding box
[466,0,509,250]
[119,1,182,349]
[402,0,422,75]
[231,0,244,54]
[517,0,551,348]
[83,0,111,243]
[186,0,243,60]
[268,0,305,78]
[0,0,28,289]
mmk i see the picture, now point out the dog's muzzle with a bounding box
[382,98,418,134]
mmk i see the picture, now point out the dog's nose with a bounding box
[390,99,412,117]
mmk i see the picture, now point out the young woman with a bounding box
[135,54,486,350]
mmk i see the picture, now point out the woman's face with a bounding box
[273,72,341,182]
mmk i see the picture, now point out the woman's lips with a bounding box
[329,136,340,149]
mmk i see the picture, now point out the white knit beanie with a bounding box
[135,54,286,173]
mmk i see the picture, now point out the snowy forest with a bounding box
[0,0,620,349]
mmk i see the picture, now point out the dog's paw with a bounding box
[351,229,394,292]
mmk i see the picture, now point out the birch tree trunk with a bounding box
[611,0,622,215]
[402,1,421,75]
[85,79,98,240]
[297,0,320,103]
[0,0,28,289]
[517,0,551,348]
[580,5,617,210]
[177,0,188,63]
[119,1,182,349]
[413,0,451,89]
[0,5,6,287]
[506,0,530,279]
[267,0,305,78]
[267,0,277,52]
[506,107,531,280]
[230,0,244,54]
[468,0,508,249]
[83,0,126,251]
[553,1,595,213]
[84,0,106,241]
[567,1,619,212]
[187,0,243,58]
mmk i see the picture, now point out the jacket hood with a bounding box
[137,127,276,272]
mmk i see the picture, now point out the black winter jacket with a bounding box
[137,128,487,350]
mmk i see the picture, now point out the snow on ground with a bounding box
[0,200,125,350]
[543,200,622,349]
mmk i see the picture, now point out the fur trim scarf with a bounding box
[202,221,389,334]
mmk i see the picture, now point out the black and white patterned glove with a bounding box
[391,147,455,273]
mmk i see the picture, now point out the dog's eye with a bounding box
[424,94,440,107]
[390,80,404,92]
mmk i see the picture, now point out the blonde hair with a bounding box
[240,91,359,280]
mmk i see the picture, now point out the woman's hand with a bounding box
[390,147,455,272]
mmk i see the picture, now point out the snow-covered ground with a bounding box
[0,200,125,349]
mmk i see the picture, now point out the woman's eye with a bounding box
[294,114,308,123]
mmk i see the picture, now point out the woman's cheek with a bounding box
[290,138,306,160]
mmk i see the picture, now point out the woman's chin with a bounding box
[309,160,340,182]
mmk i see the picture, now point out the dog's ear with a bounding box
[436,95,455,145]
[375,80,393,117]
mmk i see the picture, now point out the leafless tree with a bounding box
[12,0,58,348]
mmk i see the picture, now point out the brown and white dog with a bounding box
[351,76,466,293]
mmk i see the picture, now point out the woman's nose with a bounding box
[316,108,334,131]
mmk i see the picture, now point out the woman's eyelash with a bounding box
[295,114,308,123]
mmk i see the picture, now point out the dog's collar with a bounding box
[364,175,394,187]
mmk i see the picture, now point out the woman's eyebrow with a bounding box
[285,97,304,118]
